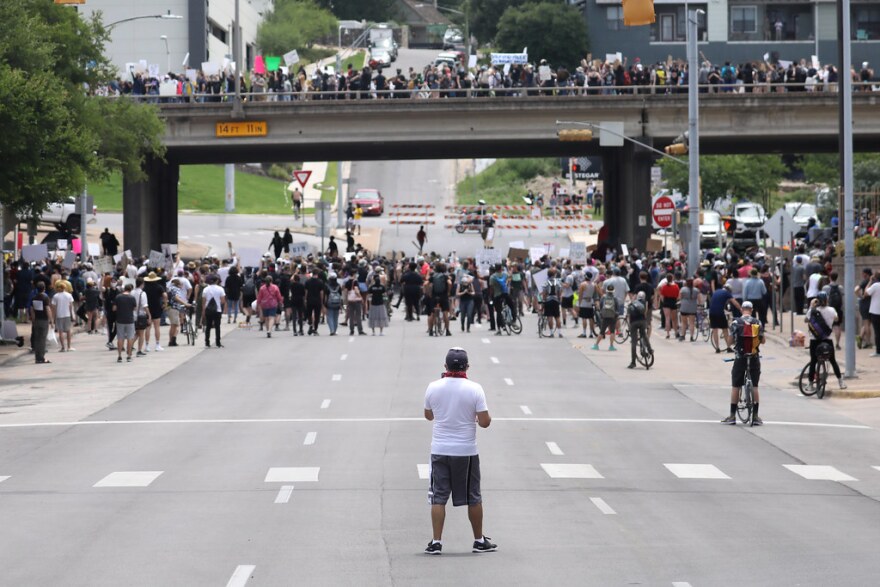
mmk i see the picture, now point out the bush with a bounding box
[855,235,880,257]
[456,158,559,206]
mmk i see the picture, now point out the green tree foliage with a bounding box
[317,0,395,22]
[0,1,164,218]
[657,155,786,205]
[257,0,338,55]
[471,0,532,45]
[495,2,589,68]
[799,153,880,190]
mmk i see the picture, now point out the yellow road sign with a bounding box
[215,121,268,138]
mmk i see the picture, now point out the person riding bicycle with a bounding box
[806,291,847,391]
[627,291,652,369]
[489,264,515,336]
[540,268,563,338]
[722,301,764,426]
[426,262,452,337]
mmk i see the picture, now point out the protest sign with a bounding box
[266,56,282,72]
[289,242,311,257]
[283,49,300,66]
[22,244,49,263]
[148,250,165,268]
[254,56,267,75]
[569,242,587,264]
[62,251,76,270]
[94,256,114,276]
[490,53,528,65]
[475,248,503,275]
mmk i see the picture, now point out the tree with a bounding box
[471,0,532,45]
[495,2,589,69]
[657,155,786,205]
[0,1,164,219]
[257,0,338,56]
[800,153,880,190]
[317,0,395,22]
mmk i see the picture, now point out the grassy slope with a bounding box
[456,159,559,206]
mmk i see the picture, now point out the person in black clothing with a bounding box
[305,270,327,335]
[290,274,307,336]
[278,266,292,331]
[282,229,293,254]
[346,230,356,253]
[633,271,656,336]
[103,279,120,349]
[100,228,120,257]
[327,236,339,258]
[224,266,243,323]
[269,231,284,260]
[30,282,51,364]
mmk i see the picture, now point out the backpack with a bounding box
[808,307,832,339]
[432,273,448,296]
[722,66,735,84]
[738,318,762,355]
[206,295,218,313]
[327,286,342,309]
[546,278,559,298]
[600,294,617,319]
[827,284,842,310]
[242,277,256,298]
[628,300,646,321]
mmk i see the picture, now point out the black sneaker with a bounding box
[751,416,763,426]
[627,363,636,369]
[472,536,497,553]
[720,415,736,425]
[424,541,442,555]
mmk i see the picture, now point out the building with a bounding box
[581,0,877,67]
[74,0,272,76]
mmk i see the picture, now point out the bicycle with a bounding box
[536,303,551,338]
[500,303,522,335]
[695,305,712,343]
[798,341,833,399]
[179,306,196,346]
[635,331,654,369]
[614,312,630,345]
[431,306,445,336]
[726,354,757,425]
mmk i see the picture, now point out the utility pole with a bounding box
[233,0,243,118]
[838,0,856,378]
[686,9,704,277]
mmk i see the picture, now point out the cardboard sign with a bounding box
[22,244,49,263]
[201,61,221,76]
[88,243,100,257]
[468,55,478,69]
[62,251,76,270]
[529,246,546,262]
[569,242,587,264]
[538,65,552,80]
[530,268,549,292]
[605,52,623,64]
[508,247,529,263]
[289,242,310,257]
[254,56,267,75]
[94,256,114,276]
[148,250,165,268]
[266,56,282,72]
[283,49,300,66]
[113,253,123,263]
[475,248,503,274]
[490,53,528,65]
[159,80,178,96]
[57,239,68,250]
[238,247,263,268]
[124,250,133,260]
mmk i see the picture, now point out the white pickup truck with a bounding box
[40,198,97,233]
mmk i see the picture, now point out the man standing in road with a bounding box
[202,275,227,347]
[51,281,75,352]
[29,282,52,364]
[113,284,137,363]
[417,225,427,253]
[291,187,303,220]
[423,348,496,555]
[100,228,120,257]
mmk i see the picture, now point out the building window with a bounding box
[650,5,707,43]
[606,6,623,31]
[731,6,757,34]
[209,20,227,44]
[854,7,880,40]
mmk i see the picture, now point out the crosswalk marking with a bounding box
[93,471,163,488]
[226,564,256,587]
[671,583,693,587]
[784,464,857,482]
[504,378,514,386]
[320,399,331,409]
[0,476,9,484]
[490,356,500,364]
[332,374,342,382]
[520,405,532,415]
[481,338,491,344]
[590,497,616,515]
[541,464,604,479]
[265,467,320,483]
[274,486,294,504]
[340,354,348,361]
[303,432,317,445]
[546,442,564,456]
[664,464,730,479]
[417,464,430,480]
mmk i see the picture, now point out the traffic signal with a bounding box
[558,129,593,142]
[622,0,655,26]
[664,131,688,155]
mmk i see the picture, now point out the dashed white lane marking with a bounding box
[265,467,320,483]
[504,378,514,386]
[179,235,189,239]
[193,234,205,238]
[0,418,869,429]
[332,374,342,382]
[209,233,220,237]
[784,464,857,482]
[664,464,730,479]
[274,485,294,504]
[874,466,880,473]
[546,442,564,456]
[348,336,355,342]
[490,357,500,364]
[93,471,163,488]
[417,464,430,480]
[0,476,9,484]
[481,338,491,344]
[520,405,532,415]
[224,233,236,237]
[320,399,331,409]
[340,354,348,361]
[671,583,693,587]
[541,464,604,479]
[226,564,256,587]
[589,497,617,515]
[303,432,317,445]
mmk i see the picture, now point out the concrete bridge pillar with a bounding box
[122,156,179,257]
[601,138,653,253]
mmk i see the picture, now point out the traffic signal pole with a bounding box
[686,9,704,277]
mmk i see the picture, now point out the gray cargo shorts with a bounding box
[428,454,482,507]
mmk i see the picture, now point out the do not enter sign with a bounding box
[652,196,675,228]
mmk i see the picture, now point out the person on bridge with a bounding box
[417,225,427,253]
[423,347,496,555]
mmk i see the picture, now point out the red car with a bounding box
[350,189,385,216]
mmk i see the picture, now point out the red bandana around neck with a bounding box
[442,371,468,379]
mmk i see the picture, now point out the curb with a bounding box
[825,389,880,399]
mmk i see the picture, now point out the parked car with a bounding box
[369,48,392,69]
[442,26,464,50]
[350,189,384,216]
[39,198,97,233]
[784,202,820,236]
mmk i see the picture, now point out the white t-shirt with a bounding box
[51,291,74,318]
[806,272,823,298]
[202,284,225,311]
[867,282,880,315]
[424,378,488,457]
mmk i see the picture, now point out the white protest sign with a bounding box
[22,244,49,263]
[559,248,570,259]
[161,243,178,256]
[811,55,820,69]
[280,66,289,76]
[113,253,123,263]
[148,64,160,78]
[475,248,503,275]
[529,246,546,262]
[509,241,525,249]
[503,63,511,76]
[237,247,263,268]
[186,69,198,82]
[62,251,76,270]
[148,250,165,268]
[778,59,793,69]
[283,49,300,66]
[620,243,629,257]
[538,65,552,80]
[57,239,68,250]
[159,80,178,96]
[138,59,148,71]
[94,256,114,276]
[124,250,133,260]
[605,52,623,64]
[87,243,100,257]
[569,242,587,264]
[289,242,311,257]
[530,268,549,292]
[468,55,478,69]
[201,61,221,76]
[222,58,231,72]
[763,52,770,63]
[490,53,528,65]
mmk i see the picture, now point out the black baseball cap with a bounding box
[445,347,469,371]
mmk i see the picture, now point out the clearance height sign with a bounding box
[216,121,268,138]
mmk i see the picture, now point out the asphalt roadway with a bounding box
[3,311,880,586]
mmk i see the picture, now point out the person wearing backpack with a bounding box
[805,292,846,391]
[201,275,227,348]
[426,262,452,336]
[324,273,343,335]
[822,272,844,350]
[540,268,563,338]
[592,284,620,351]
[627,291,652,368]
[241,271,257,325]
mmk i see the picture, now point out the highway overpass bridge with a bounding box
[125,93,880,255]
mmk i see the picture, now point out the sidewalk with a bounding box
[0,319,239,425]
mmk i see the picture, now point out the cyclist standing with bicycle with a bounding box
[805,292,847,391]
[627,291,652,369]
[721,301,764,426]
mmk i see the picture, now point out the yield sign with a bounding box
[292,170,312,188]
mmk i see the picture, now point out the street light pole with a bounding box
[160,35,170,73]
[838,0,856,378]
[686,9,704,277]
[105,11,182,30]
[233,0,243,117]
